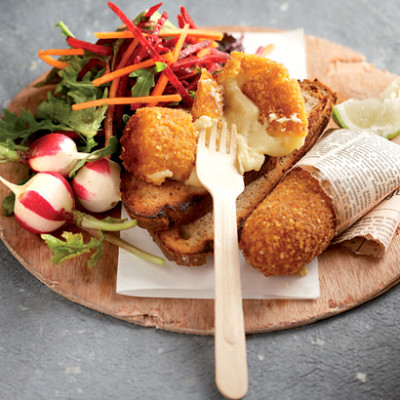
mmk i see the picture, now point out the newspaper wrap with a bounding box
[295,128,400,257]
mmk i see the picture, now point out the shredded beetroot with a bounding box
[170,56,199,70]
[174,66,198,76]
[153,11,168,35]
[185,75,201,91]
[255,45,265,56]
[77,58,107,81]
[171,53,229,71]
[108,1,193,107]
[67,37,112,56]
[145,2,163,17]
[163,37,179,49]
[200,53,230,64]
[176,15,185,29]
[206,63,223,74]
[178,71,200,81]
[133,11,168,63]
[134,12,167,64]
[180,6,198,29]
[178,39,211,59]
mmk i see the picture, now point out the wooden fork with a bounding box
[196,121,248,399]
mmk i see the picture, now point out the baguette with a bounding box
[150,79,337,266]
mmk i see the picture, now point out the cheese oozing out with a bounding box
[146,169,174,185]
[221,77,306,174]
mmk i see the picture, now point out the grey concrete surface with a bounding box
[1,1,400,399]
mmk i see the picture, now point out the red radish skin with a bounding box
[27,133,88,177]
[72,158,121,213]
[28,134,66,156]
[0,172,74,234]
[19,191,66,221]
[72,181,93,201]
[84,158,111,174]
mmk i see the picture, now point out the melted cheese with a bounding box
[221,78,305,173]
[146,169,173,185]
[184,168,202,187]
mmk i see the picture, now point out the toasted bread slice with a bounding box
[150,79,337,266]
[121,79,335,233]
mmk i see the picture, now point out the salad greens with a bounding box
[0,2,239,267]
[130,62,167,97]
[41,231,104,268]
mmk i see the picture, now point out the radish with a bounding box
[27,133,89,177]
[0,168,163,266]
[72,158,121,213]
[0,172,74,234]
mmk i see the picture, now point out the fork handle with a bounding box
[213,194,248,399]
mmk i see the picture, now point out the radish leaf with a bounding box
[68,136,119,178]
[41,231,103,267]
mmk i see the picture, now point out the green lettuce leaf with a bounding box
[130,62,167,97]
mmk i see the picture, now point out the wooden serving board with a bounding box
[1,29,399,335]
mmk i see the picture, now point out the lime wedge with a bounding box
[332,77,400,139]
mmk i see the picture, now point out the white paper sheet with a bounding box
[117,207,319,299]
[235,29,307,79]
[116,30,319,300]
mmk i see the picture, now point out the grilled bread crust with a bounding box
[121,79,335,233]
[149,79,337,265]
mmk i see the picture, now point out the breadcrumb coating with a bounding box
[217,52,308,139]
[239,167,336,276]
[120,107,198,185]
[191,69,223,122]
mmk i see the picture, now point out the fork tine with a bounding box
[198,127,206,149]
[219,122,228,153]
[230,123,238,154]
[209,120,218,151]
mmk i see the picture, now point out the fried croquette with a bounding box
[217,52,308,141]
[239,167,336,276]
[120,107,198,185]
[191,69,223,122]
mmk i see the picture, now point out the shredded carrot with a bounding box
[92,51,172,86]
[104,39,139,146]
[115,39,139,73]
[149,24,189,106]
[40,48,85,56]
[171,25,189,61]
[196,47,212,58]
[108,1,192,107]
[261,44,275,57]
[38,50,69,69]
[72,94,182,111]
[164,28,223,40]
[94,28,223,41]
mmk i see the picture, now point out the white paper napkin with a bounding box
[116,29,319,300]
